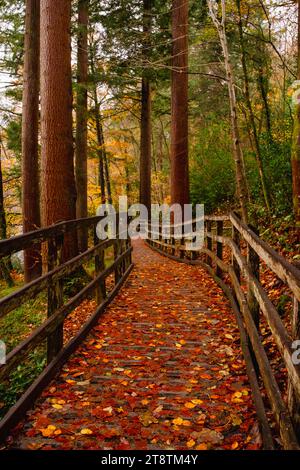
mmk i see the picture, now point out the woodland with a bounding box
[0,0,299,453]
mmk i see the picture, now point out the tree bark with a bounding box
[0,140,14,287]
[140,0,152,214]
[89,41,107,205]
[22,0,42,282]
[291,0,300,227]
[40,0,77,261]
[75,0,89,252]
[208,0,249,223]
[236,0,271,214]
[171,0,190,208]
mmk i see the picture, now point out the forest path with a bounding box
[8,240,259,450]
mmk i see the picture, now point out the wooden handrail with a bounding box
[0,215,133,440]
[146,213,300,449]
[230,211,300,301]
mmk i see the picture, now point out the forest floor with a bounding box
[4,240,260,451]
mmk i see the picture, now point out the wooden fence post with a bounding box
[288,296,300,439]
[247,224,260,375]
[47,234,64,363]
[232,225,241,282]
[206,220,212,266]
[247,225,260,330]
[114,230,122,285]
[191,219,197,261]
[94,227,106,305]
[216,220,223,278]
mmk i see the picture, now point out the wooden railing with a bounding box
[147,213,300,450]
[0,215,133,440]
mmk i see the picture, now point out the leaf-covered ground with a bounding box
[5,240,260,450]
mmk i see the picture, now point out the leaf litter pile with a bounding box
[6,240,261,450]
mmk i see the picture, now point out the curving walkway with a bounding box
[7,240,259,450]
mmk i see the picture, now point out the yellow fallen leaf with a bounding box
[65,379,75,385]
[231,441,239,450]
[52,404,63,410]
[184,402,196,409]
[179,339,186,345]
[182,420,191,426]
[191,399,203,405]
[172,417,184,426]
[196,443,208,450]
[187,439,196,448]
[40,425,56,437]
[225,334,234,340]
[175,343,182,348]
[80,428,93,435]
[141,399,149,405]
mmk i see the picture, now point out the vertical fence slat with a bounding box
[206,220,212,266]
[216,220,223,278]
[47,234,64,363]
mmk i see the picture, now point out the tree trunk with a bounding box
[40,0,77,261]
[89,44,106,205]
[171,0,190,208]
[75,0,89,252]
[104,150,112,205]
[208,0,249,223]
[140,0,152,214]
[236,0,271,214]
[22,0,42,282]
[0,141,14,287]
[291,0,300,228]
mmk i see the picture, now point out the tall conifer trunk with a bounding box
[171,0,190,208]
[75,0,89,252]
[22,0,41,281]
[140,0,152,214]
[40,0,77,260]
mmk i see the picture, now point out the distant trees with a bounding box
[22,0,41,281]
[208,0,249,222]
[170,0,190,208]
[140,0,152,215]
[40,0,77,260]
[291,0,300,227]
[75,0,89,252]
